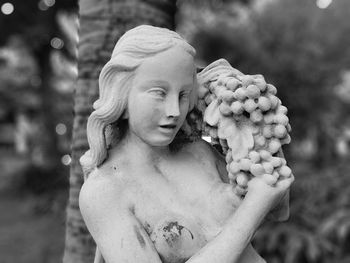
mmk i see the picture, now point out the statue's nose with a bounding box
[165,96,180,118]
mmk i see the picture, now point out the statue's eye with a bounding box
[180,91,190,100]
[149,88,166,97]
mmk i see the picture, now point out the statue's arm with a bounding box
[79,174,162,263]
[186,175,293,263]
[184,140,293,262]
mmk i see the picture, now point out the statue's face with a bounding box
[126,46,195,147]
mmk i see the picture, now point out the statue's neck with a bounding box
[113,129,171,165]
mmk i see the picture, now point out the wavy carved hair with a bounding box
[80,25,197,177]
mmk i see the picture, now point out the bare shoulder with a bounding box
[184,139,219,160]
[79,165,130,220]
[183,139,229,183]
[79,167,162,262]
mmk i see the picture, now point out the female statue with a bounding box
[79,25,294,263]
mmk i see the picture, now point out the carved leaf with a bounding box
[218,116,254,160]
[203,98,220,126]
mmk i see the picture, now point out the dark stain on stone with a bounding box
[134,225,146,248]
[184,226,194,240]
[129,205,135,215]
[163,221,184,234]
[153,163,164,176]
[161,221,194,247]
[144,221,152,235]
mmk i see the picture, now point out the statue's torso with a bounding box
[105,140,242,263]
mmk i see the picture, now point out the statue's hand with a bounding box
[245,173,294,213]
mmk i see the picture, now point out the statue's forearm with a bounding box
[186,194,268,263]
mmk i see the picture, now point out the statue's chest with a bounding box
[131,159,241,241]
[128,162,241,263]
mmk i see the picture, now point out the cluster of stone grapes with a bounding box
[198,73,292,196]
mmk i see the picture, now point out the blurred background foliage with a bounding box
[0,0,349,262]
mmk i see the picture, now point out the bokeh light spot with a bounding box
[316,0,332,9]
[50,37,64,49]
[55,123,67,135]
[61,154,71,166]
[1,3,14,15]
[38,1,48,11]
[44,0,55,7]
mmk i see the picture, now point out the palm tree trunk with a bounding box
[63,1,177,262]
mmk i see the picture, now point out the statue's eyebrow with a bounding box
[141,80,169,89]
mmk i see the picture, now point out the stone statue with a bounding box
[79,25,294,263]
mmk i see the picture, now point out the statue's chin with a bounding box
[140,133,177,148]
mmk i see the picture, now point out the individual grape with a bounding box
[262,174,277,185]
[254,78,267,92]
[260,150,272,161]
[246,84,260,99]
[275,114,289,126]
[241,75,254,87]
[258,96,271,112]
[234,87,247,101]
[279,165,292,177]
[219,102,232,116]
[267,84,277,95]
[281,134,291,145]
[236,173,249,187]
[248,151,260,163]
[229,161,240,174]
[269,95,280,109]
[274,124,287,138]
[250,109,263,123]
[286,123,292,132]
[277,105,288,115]
[239,158,252,171]
[270,157,282,168]
[250,163,265,176]
[264,113,275,124]
[262,125,273,139]
[230,101,244,115]
[218,89,235,103]
[255,135,266,148]
[268,139,281,154]
[243,99,257,113]
[226,78,240,91]
[262,162,274,174]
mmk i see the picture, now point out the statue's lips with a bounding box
[159,124,177,132]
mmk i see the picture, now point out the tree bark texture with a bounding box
[63,1,177,262]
